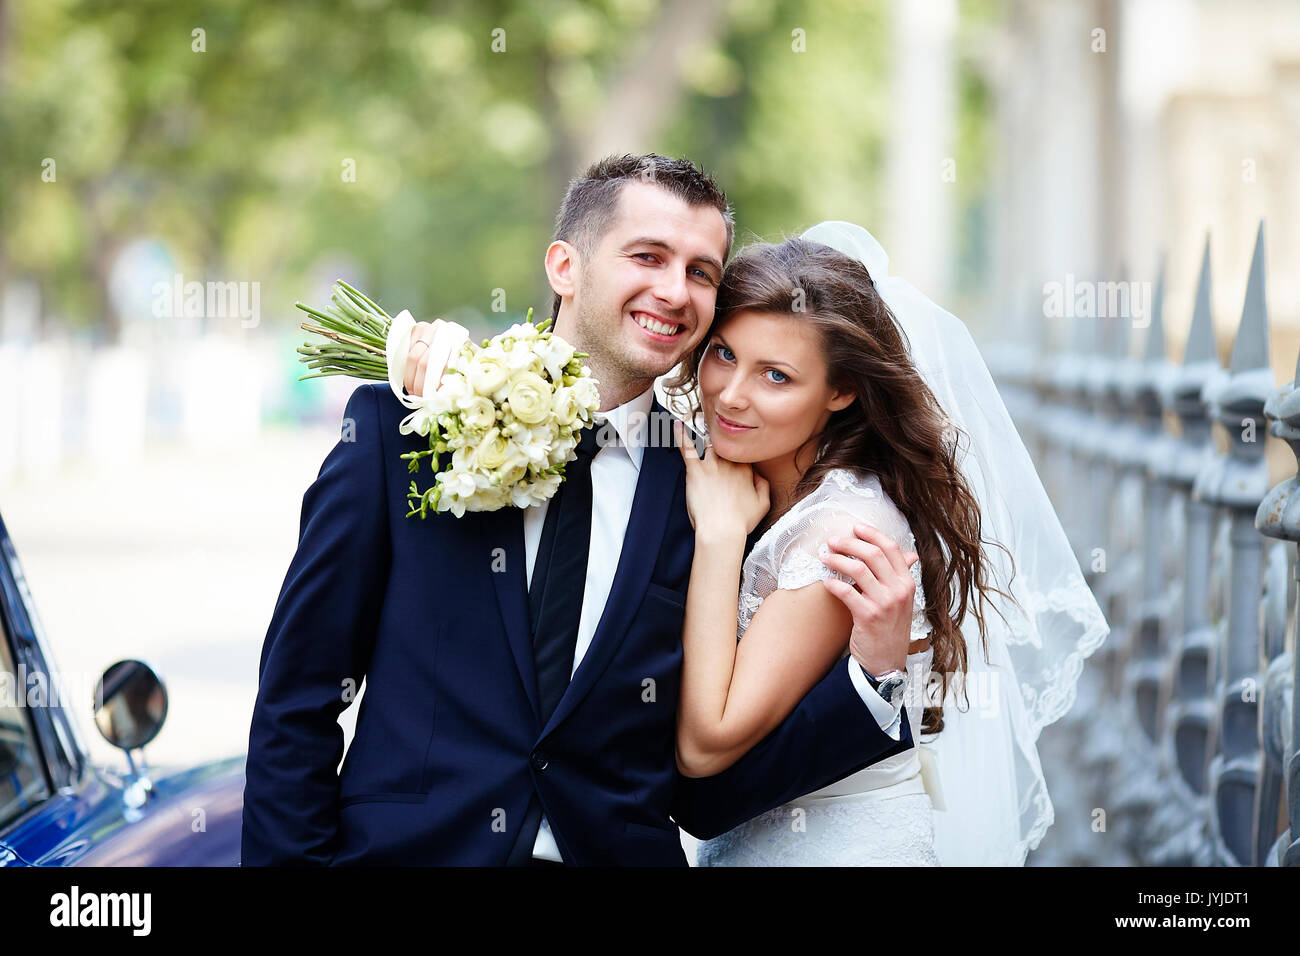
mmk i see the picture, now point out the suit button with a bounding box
[531,751,549,771]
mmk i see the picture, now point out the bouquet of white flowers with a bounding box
[297,280,600,518]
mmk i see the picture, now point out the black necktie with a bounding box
[528,423,603,724]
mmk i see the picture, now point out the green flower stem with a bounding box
[298,322,386,357]
[298,369,387,382]
[337,279,388,316]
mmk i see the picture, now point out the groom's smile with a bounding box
[630,309,685,340]
[549,180,728,400]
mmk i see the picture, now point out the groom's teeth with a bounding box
[634,313,681,336]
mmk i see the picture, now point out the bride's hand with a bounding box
[674,420,770,540]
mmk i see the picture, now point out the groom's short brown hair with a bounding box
[550,153,734,317]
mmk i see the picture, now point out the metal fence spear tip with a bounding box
[1185,234,1216,367]
[1229,221,1268,376]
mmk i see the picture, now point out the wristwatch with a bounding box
[859,665,907,709]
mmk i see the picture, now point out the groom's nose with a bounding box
[651,266,690,312]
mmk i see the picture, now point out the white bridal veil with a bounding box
[802,222,1109,865]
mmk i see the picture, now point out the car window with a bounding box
[0,620,50,833]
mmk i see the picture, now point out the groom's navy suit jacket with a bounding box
[242,383,913,865]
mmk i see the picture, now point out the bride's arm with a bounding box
[674,544,856,778]
[670,422,784,778]
[672,522,748,775]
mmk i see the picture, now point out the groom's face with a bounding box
[566,182,728,381]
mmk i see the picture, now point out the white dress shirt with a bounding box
[527,387,900,862]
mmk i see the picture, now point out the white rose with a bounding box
[498,440,530,476]
[550,386,580,427]
[458,395,497,431]
[468,354,510,397]
[495,462,528,488]
[474,428,512,471]
[507,372,552,424]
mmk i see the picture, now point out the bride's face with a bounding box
[698,310,854,465]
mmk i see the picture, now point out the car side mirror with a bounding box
[94,659,168,752]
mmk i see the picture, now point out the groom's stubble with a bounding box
[566,263,687,409]
[548,190,728,410]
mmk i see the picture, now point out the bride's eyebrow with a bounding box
[712,333,799,374]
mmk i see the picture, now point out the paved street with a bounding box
[1,425,345,773]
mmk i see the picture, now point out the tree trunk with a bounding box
[540,0,729,203]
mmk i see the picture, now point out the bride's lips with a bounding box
[715,412,756,434]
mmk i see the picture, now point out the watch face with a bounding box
[879,676,905,705]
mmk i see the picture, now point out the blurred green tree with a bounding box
[0,0,990,341]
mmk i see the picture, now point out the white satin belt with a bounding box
[797,743,946,811]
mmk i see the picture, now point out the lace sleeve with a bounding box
[770,471,929,643]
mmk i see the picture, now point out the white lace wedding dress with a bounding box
[695,467,943,867]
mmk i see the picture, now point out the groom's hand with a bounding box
[820,525,919,676]
[403,321,449,397]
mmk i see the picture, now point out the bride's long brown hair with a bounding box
[665,237,1016,734]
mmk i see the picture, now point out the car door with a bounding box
[0,612,54,864]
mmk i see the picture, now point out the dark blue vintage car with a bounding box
[0,511,245,866]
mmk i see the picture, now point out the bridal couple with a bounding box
[241,153,1108,867]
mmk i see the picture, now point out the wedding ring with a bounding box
[411,339,430,353]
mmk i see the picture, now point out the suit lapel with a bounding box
[485,505,542,725]
[541,411,684,738]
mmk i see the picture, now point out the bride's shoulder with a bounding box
[810,468,884,512]
[819,467,880,497]
[805,468,912,545]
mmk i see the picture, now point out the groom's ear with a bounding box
[544,240,579,300]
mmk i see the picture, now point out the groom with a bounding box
[241,153,917,866]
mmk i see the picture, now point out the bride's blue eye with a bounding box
[713,344,734,362]
[766,369,788,384]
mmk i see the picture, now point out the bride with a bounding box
[663,221,1108,866]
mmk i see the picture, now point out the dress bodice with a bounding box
[737,468,935,797]
[695,468,943,866]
